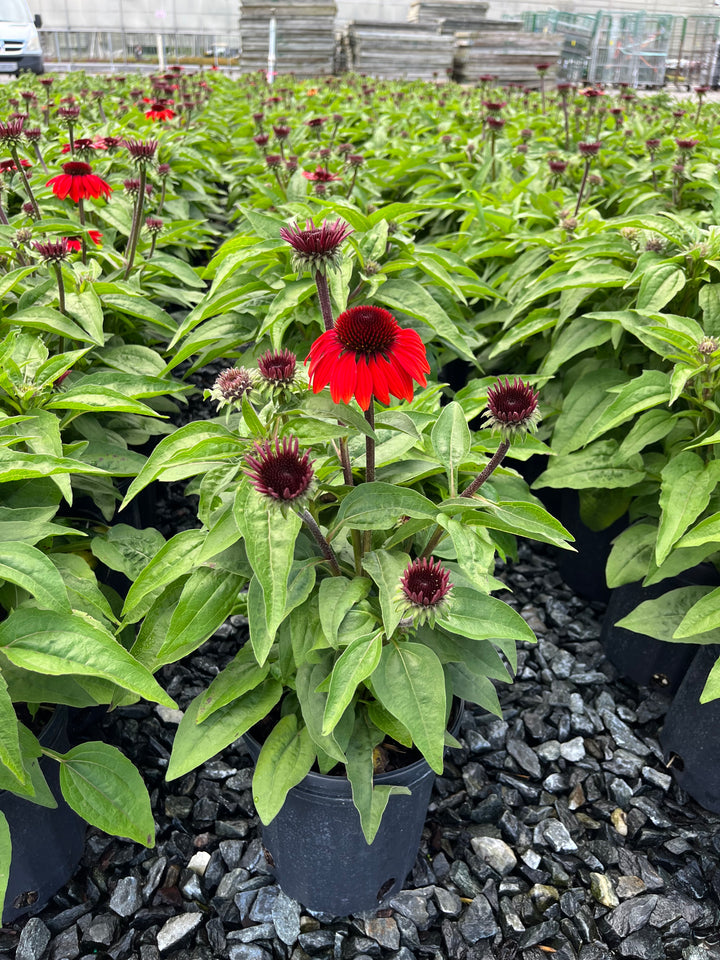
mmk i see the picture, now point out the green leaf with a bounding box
[59,741,154,846]
[674,586,720,640]
[0,673,27,789]
[252,715,316,825]
[166,679,283,780]
[606,523,656,588]
[258,279,317,344]
[345,711,410,844]
[540,316,614,376]
[65,289,104,345]
[552,369,629,456]
[196,646,270,722]
[44,385,163,417]
[375,278,475,360]
[99,290,177,334]
[234,486,301,657]
[465,500,574,550]
[438,587,534,671]
[0,608,175,707]
[438,518,495,588]
[616,585,720,642]
[676,512,720,549]
[318,576,372,648]
[120,422,235,508]
[583,370,671,446]
[335,481,437,531]
[122,529,205,620]
[534,441,646,490]
[90,525,166,581]
[447,663,502,716]
[700,654,720,703]
[296,658,349,765]
[362,549,409,639]
[636,264,686,312]
[10,306,95,342]
[0,811,10,921]
[0,541,71,613]
[618,409,676,458]
[431,402,471,496]
[158,568,245,664]
[322,632,383,735]
[371,641,446,773]
[656,452,717,566]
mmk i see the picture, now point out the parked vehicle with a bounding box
[0,0,44,75]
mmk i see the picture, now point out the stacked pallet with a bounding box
[343,21,455,80]
[407,0,489,32]
[239,0,336,76]
[453,28,561,84]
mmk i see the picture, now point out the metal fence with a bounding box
[523,9,720,87]
[38,29,243,71]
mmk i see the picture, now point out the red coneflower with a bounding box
[244,436,314,505]
[483,377,541,438]
[578,141,601,155]
[65,230,103,252]
[145,100,175,121]
[301,166,342,183]
[47,161,111,202]
[280,217,353,276]
[306,304,430,410]
[676,138,699,152]
[145,216,163,234]
[0,157,32,173]
[548,159,568,173]
[399,557,453,626]
[482,100,506,113]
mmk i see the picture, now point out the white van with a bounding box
[0,0,44,76]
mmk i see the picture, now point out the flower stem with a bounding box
[98,102,107,124]
[124,165,147,280]
[157,180,167,216]
[53,262,67,316]
[574,159,591,218]
[10,147,40,219]
[339,436,353,486]
[421,438,510,559]
[314,270,334,331]
[561,98,570,151]
[33,142,49,174]
[365,405,375,483]
[345,167,358,199]
[78,198,87,265]
[0,200,8,225]
[299,509,341,575]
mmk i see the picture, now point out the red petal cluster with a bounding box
[47,161,112,202]
[306,305,429,410]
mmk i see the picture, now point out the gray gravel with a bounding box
[3,542,720,960]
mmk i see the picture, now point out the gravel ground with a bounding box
[4,539,720,960]
[4,372,720,960]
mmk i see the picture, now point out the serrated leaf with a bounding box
[0,540,71,613]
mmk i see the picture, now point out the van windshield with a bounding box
[0,0,28,22]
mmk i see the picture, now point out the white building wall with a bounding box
[30,0,720,33]
[32,0,239,33]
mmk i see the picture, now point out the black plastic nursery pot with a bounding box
[555,490,627,603]
[660,644,720,814]
[1,708,87,923]
[601,564,719,694]
[244,703,464,916]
